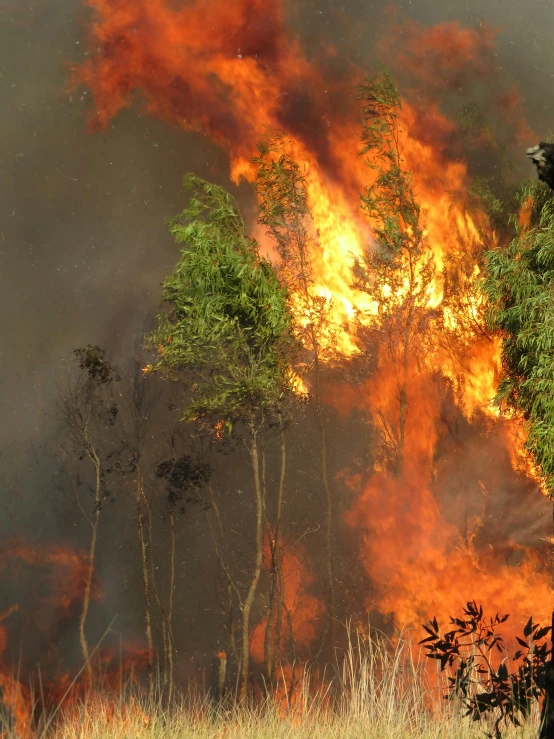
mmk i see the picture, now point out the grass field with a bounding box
[46,699,539,739]
[2,632,540,739]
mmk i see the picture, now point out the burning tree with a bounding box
[146,175,297,700]
[352,71,437,474]
[254,133,338,658]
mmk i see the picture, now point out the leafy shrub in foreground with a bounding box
[421,601,552,738]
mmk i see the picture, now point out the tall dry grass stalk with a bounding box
[1,628,540,739]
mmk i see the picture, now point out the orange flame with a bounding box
[70,0,552,641]
[0,541,136,736]
[251,539,324,666]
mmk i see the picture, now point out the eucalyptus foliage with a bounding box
[147,174,296,430]
[483,181,554,490]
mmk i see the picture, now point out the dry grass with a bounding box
[2,631,540,739]
[46,702,539,739]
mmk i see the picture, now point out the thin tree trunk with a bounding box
[160,621,169,688]
[147,501,175,706]
[80,509,100,682]
[167,512,176,706]
[293,212,336,651]
[207,484,240,662]
[264,421,286,682]
[275,546,285,669]
[217,651,228,700]
[264,536,278,683]
[146,494,175,700]
[313,349,336,648]
[80,442,102,682]
[135,465,154,692]
[239,429,265,702]
[284,601,297,666]
[256,156,337,656]
[227,586,238,664]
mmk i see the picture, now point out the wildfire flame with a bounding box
[0,541,151,735]
[251,539,324,667]
[66,0,552,651]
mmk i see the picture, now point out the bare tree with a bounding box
[122,354,162,693]
[155,424,211,702]
[56,346,124,680]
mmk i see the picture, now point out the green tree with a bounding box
[483,181,554,491]
[353,71,436,474]
[481,172,554,739]
[146,174,296,700]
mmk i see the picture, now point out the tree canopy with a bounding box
[147,174,297,431]
[483,182,554,490]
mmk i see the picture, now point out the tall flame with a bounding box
[69,0,552,639]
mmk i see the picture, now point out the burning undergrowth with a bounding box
[0,540,150,736]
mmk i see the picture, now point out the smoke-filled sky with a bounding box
[1,0,554,663]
